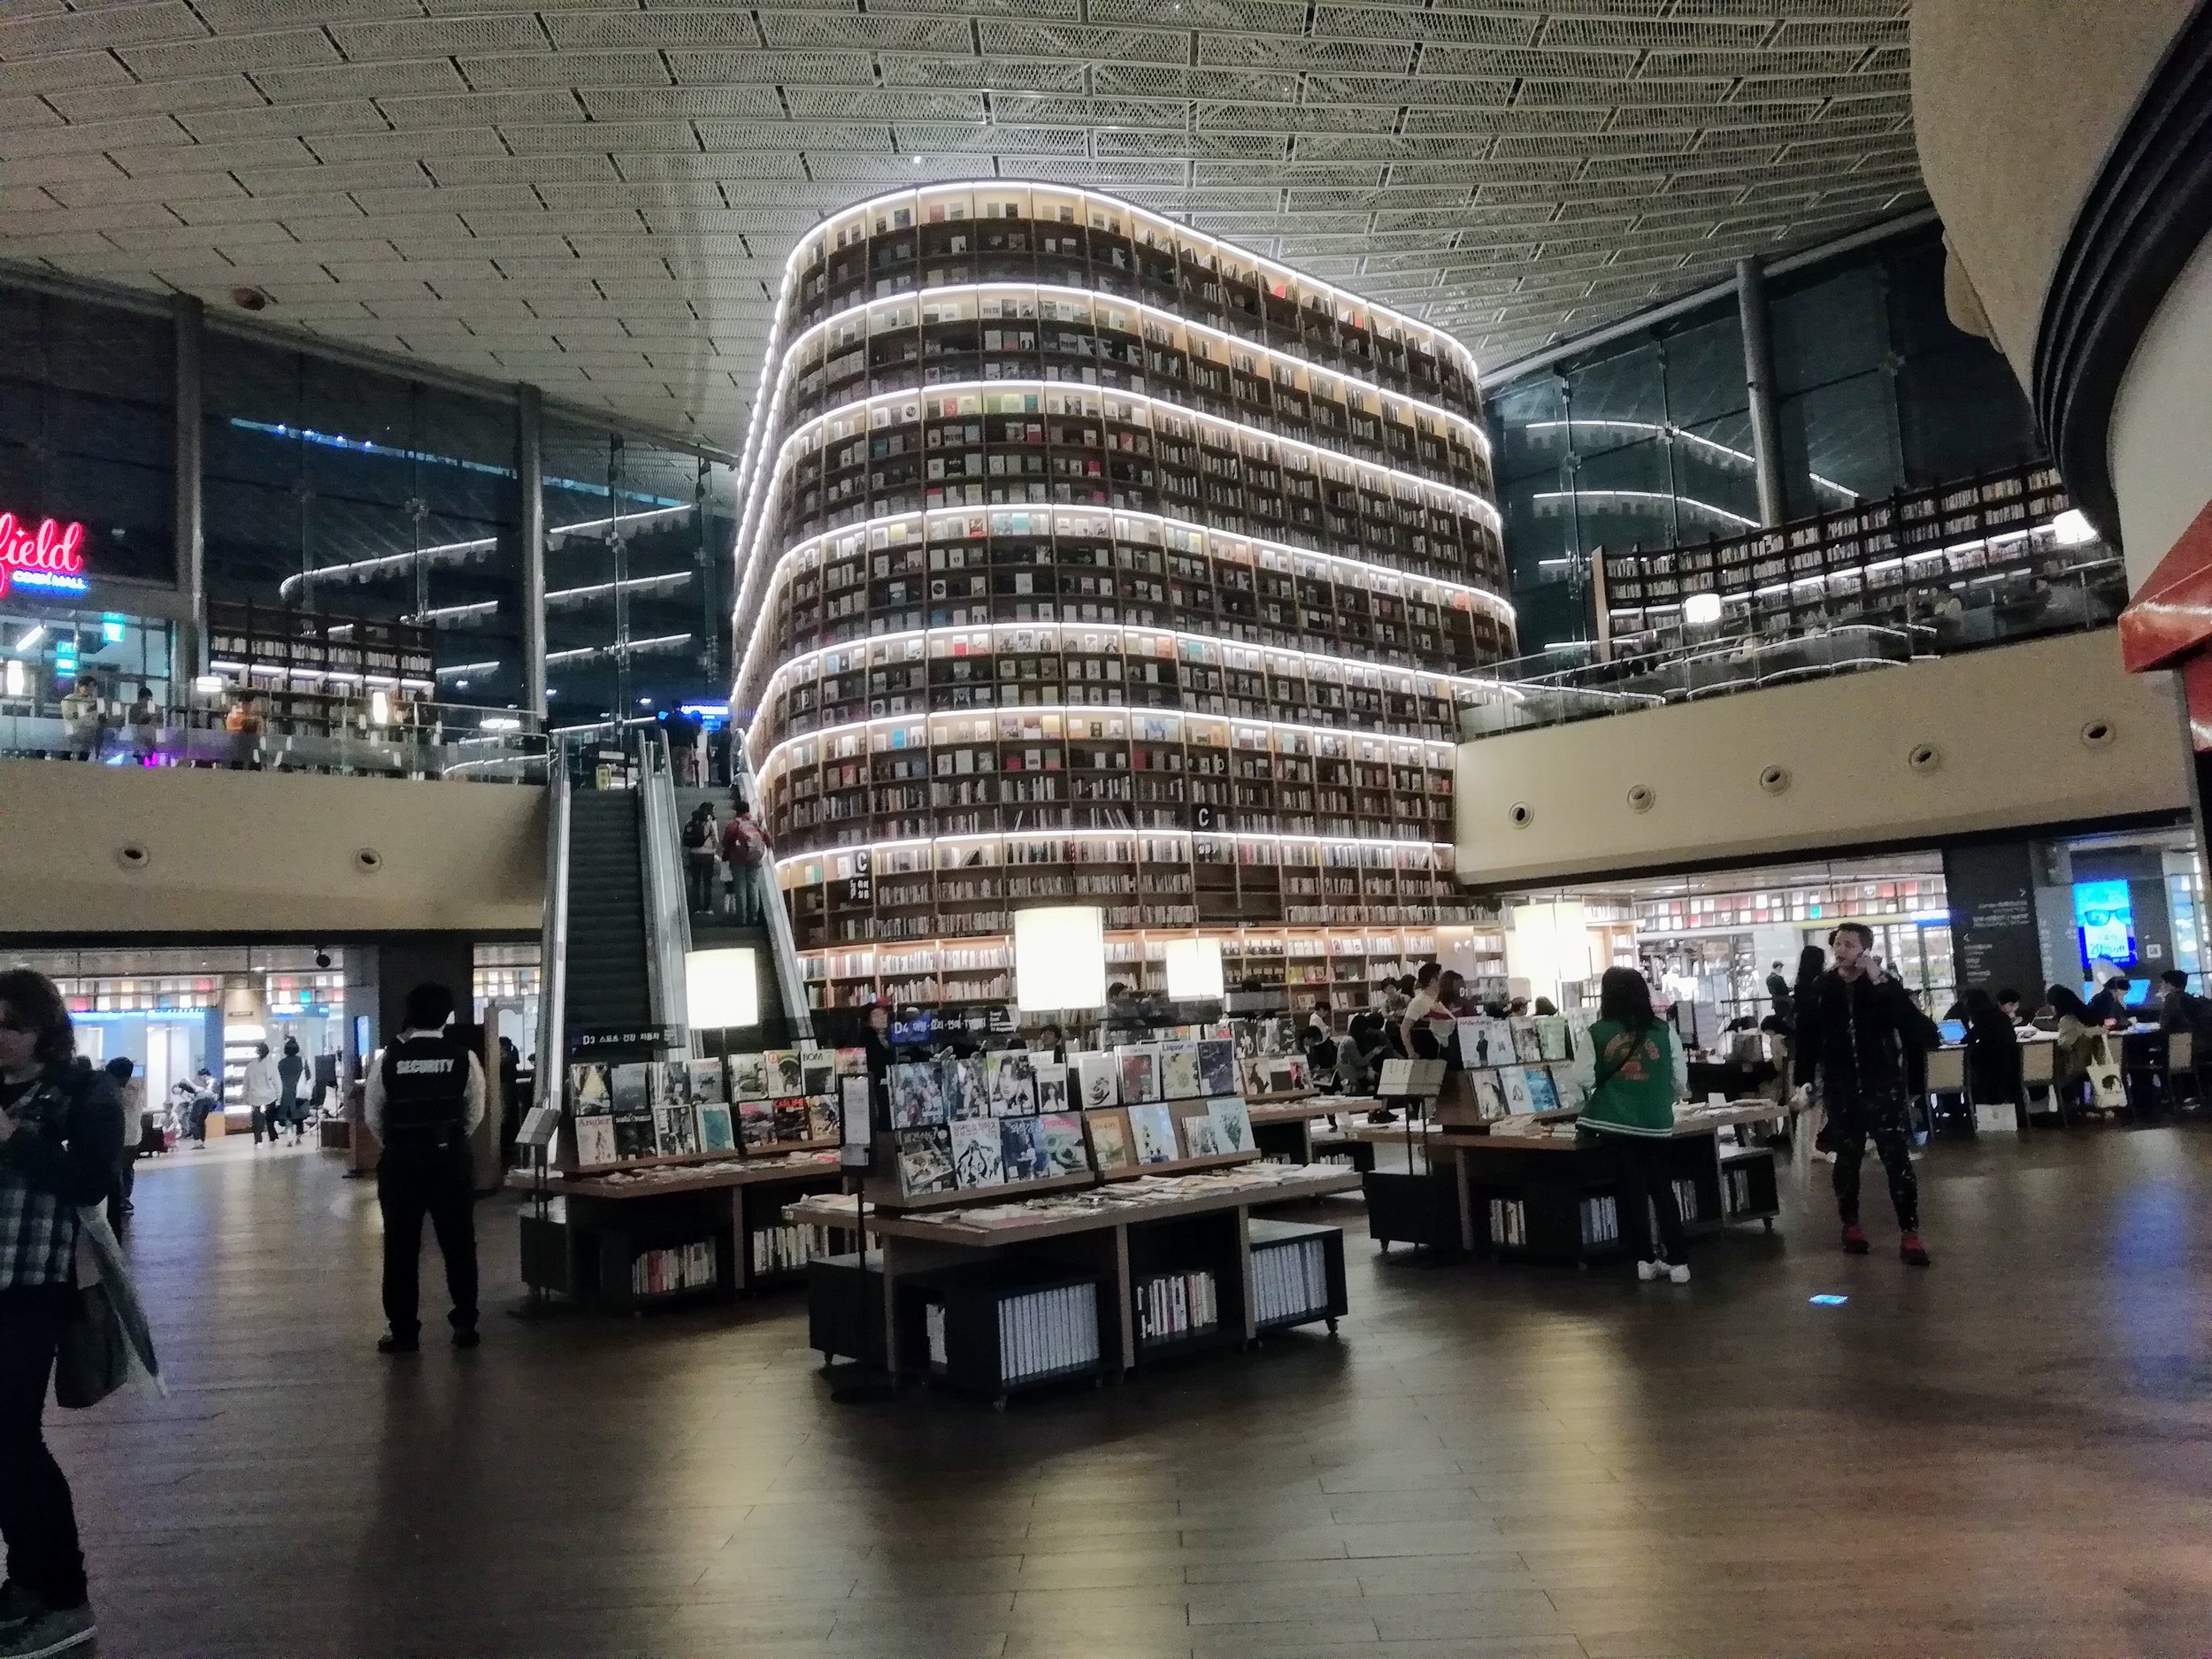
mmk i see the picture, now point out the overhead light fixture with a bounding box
[1013,906,1107,1011]
[1682,591,1723,627]
[1163,937,1225,1000]
[2051,509,2096,547]
[192,674,223,695]
[686,947,760,1031]
[370,689,392,725]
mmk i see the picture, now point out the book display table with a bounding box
[513,1153,849,1310]
[789,1164,1356,1402]
[1248,1097,1380,1170]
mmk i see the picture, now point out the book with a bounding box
[1525,1067,1561,1114]
[569,1064,611,1112]
[1535,1016,1572,1063]
[1196,1038,1237,1098]
[1087,1107,1133,1172]
[942,1053,988,1120]
[807,1097,840,1143]
[949,1116,1002,1188]
[695,1102,736,1153]
[1500,1066,1536,1116]
[612,1113,657,1160]
[998,1113,1049,1181]
[660,1061,691,1105]
[890,1061,947,1127]
[654,1103,698,1156]
[986,1050,1037,1117]
[1548,1062,1586,1111]
[1033,1063,1071,1114]
[737,1099,775,1151]
[772,1100,810,1144]
[833,1046,869,1077]
[1180,1114,1220,1157]
[763,1049,805,1098]
[1470,1069,1509,1120]
[1126,1102,1178,1164]
[727,1052,770,1102]
[1379,1056,1412,1095]
[685,1057,726,1105]
[1159,1041,1202,1101]
[840,1075,873,1141]
[1117,1045,1161,1104]
[895,1126,956,1197]
[1074,1051,1119,1108]
[1040,1111,1088,1175]
[1207,1095,1254,1155]
[610,1064,653,1114]
[1463,1018,1514,1069]
[1510,1021,1545,1064]
[572,1114,617,1166]
[800,1051,836,1096]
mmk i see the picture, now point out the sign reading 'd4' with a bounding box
[0,513,90,599]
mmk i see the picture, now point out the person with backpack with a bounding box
[681,802,719,915]
[718,795,770,924]
[1572,966,1694,1284]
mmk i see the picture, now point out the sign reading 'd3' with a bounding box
[0,512,91,599]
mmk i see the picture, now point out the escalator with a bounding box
[560,790,653,1033]
[672,780,808,1048]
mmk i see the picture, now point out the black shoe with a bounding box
[452,1328,480,1350]
[376,1333,419,1355]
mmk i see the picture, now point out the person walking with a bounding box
[1572,966,1694,1283]
[276,1038,307,1146]
[242,1041,280,1147]
[0,968,124,1658]
[102,1057,141,1227]
[364,983,483,1354]
[719,795,770,924]
[681,802,720,915]
[1793,922,1941,1266]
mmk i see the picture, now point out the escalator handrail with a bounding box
[731,734,818,1051]
[534,733,572,1115]
[637,727,693,1045]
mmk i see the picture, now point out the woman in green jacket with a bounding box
[1575,967,1693,1283]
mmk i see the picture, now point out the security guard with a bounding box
[364,982,484,1353]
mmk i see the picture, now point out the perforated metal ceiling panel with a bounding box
[0,1,1918,443]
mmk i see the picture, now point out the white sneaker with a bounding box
[1635,1259,1663,1281]
[1666,1263,1692,1284]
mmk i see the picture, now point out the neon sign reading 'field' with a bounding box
[0,513,91,598]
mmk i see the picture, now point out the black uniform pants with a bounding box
[1830,1090,1918,1231]
[0,1284,88,1611]
[379,1139,479,1338]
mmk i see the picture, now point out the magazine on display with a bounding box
[987,1050,1038,1118]
[764,1049,805,1098]
[1087,1108,1133,1171]
[891,1062,948,1128]
[613,1113,657,1161]
[1127,1102,1179,1164]
[695,1102,737,1154]
[807,1098,841,1143]
[999,1114,1050,1181]
[1548,1063,1586,1110]
[1075,1051,1119,1109]
[949,1117,1002,1188]
[771,1101,810,1144]
[1180,1114,1221,1157]
[1117,1045,1162,1104]
[895,1126,957,1197]
[1196,1039,1238,1098]
[1524,1068,1561,1114]
[801,1051,837,1096]
[728,1053,770,1101]
[573,1115,618,1166]
[1470,1070,1509,1121]
[1535,1017,1572,1062]
[654,1104,698,1157]
[944,1054,989,1121]
[1159,1041,1202,1102]
[1207,1095,1254,1155]
[1500,1067,1537,1117]
[738,1100,776,1151]
[610,1064,653,1114]
[685,1057,726,1105]
[1040,1113,1088,1175]
[1033,1063,1071,1114]
[570,1064,612,1111]
[1510,1021,1545,1064]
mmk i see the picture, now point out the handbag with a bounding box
[55,1282,129,1409]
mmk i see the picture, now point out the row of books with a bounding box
[574,1095,849,1167]
[1672,1178,1703,1225]
[1724,1165,1760,1217]
[895,1095,1257,1198]
[1581,1194,1622,1248]
[918,1282,1102,1383]
[572,1049,866,1110]
[1136,1270,1219,1342]
[1455,1016,1576,1068]
[1251,1237,1330,1325]
[1461,1063,1585,1122]
[630,1240,716,1298]
[571,1048,872,1170]
[749,1223,836,1279]
[1488,1197,1530,1249]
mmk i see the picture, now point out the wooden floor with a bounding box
[67,1125,2212,1658]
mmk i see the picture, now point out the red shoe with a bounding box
[1840,1224,1870,1255]
[1900,1232,1931,1267]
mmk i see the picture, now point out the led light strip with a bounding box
[545,631,693,665]
[729,503,1517,710]
[772,282,1492,465]
[773,824,1457,876]
[751,703,1460,792]
[1523,420,1855,503]
[276,504,696,600]
[1532,489,1759,530]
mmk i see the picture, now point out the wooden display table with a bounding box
[1248,1096,1379,1170]
[788,1164,1358,1392]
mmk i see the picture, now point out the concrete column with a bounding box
[1736,257,1787,528]
[173,294,205,679]
[517,384,548,720]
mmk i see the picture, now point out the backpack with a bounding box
[681,816,710,850]
[722,818,765,868]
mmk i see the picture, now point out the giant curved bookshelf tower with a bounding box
[730,182,1517,1015]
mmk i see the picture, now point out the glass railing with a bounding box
[0,702,547,782]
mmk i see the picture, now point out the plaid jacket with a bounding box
[0,1065,123,1290]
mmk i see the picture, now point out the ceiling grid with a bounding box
[1,0,1918,441]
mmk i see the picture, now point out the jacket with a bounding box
[1573,1018,1688,1137]
[0,1063,126,1288]
[242,1053,281,1108]
[1793,967,1940,1104]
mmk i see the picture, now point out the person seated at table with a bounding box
[2086,975,2136,1029]
[2155,970,2212,1040]
[1333,1013,1386,1096]
[1962,988,2025,1128]
[2047,986,2099,1102]
[1998,988,2027,1025]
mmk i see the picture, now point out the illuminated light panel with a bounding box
[772,826,1455,875]
[0,512,89,601]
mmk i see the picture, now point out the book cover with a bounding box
[833,1046,869,1077]
[659,1061,691,1106]
[1087,1108,1133,1171]
[1207,1095,1254,1155]
[1033,1063,1071,1114]
[807,1097,841,1143]
[895,1126,956,1197]
[1500,1066,1536,1116]
[1525,1067,1561,1113]
[1117,1045,1161,1104]
[800,1051,836,1096]
[737,1100,775,1151]
[987,1050,1037,1117]
[889,1062,947,1128]
[1536,1016,1572,1062]
[1511,1021,1545,1064]
[1159,1041,1202,1101]
[1238,1056,1268,1096]
[949,1117,1002,1188]
[610,1064,653,1114]
[1471,1069,1509,1120]
[764,1048,805,1098]
[1127,1102,1178,1164]
[1548,1062,1586,1110]
[942,1053,988,1120]
[569,1064,611,1112]
[998,1114,1049,1181]
[573,1115,617,1166]
[1180,1114,1221,1157]
[685,1057,726,1105]
[727,1052,770,1102]
[1464,1018,1514,1068]
[1040,1112,1088,1176]
[1196,1038,1237,1098]
[1074,1051,1119,1108]
[772,1100,810,1144]
[612,1113,657,1160]
[1379,1056,1413,1095]
[695,1102,736,1154]
[655,1103,698,1156]
[840,1075,872,1141]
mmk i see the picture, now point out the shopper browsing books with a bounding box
[364,983,484,1354]
[1397,964,1443,1059]
[1793,924,1941,1266]
[1569,967,1694,1283]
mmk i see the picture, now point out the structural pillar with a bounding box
[1735,257,1787,529]
[517,383,548,720]
[173,294,205,680]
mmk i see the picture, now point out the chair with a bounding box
[2168,1031,2200,1108]
[2119,1031,2166,1120]
[2020,1040,2059,1122]
[1923,1046,1973,1137]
